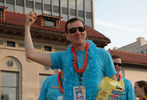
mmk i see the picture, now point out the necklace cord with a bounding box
[72,42,89,74]
[58,71,64,93]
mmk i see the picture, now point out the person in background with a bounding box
[134,80,147,100]
[39,71,64,100]
[25,12,117,100]
[112,55,136,100]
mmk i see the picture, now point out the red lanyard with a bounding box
[72,42,89,74]
[58,71,64,93]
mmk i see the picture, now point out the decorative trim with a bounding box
[6,60,14,67]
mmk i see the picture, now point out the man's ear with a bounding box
[65,33,69,40]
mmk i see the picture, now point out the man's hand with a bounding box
[25,12,37,27]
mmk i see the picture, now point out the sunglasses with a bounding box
[68,27,85,34]
[114,62,122,67]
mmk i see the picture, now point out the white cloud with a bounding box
[95,20,144,33]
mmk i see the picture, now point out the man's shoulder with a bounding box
[122,77,133,85]
[122,77,129,81]
[96,48,111,57]
[96,47,107,53]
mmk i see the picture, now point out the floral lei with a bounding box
[63,40,99,99]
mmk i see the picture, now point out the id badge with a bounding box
[73,86,86,100]
[57,96,63,100]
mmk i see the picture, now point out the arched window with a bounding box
[0,56,22,100]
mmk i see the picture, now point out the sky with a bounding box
[94,0,147,50]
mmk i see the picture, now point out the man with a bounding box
[39,71,64,100]
[25,12,117,100]
[112,55,136,100]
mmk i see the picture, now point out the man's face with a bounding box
[65,20,87,45]
[113,58,122,74]
[134,83,144,97]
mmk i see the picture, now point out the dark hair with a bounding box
[111,55,121,59]
[135,80,147,95]
[65,18,84,33]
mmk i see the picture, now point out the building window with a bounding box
[69,0,76,18]
[44,46,52,51]
[44,66,51,70]
[7,41,15,47]
[18,43,24,48]
[0,40,3,45]
[44,0,51,14]
[52,0,59,16]
[39,74,50,89]
[26,0,34,13]
[0,0,4,6]
[34,44,41,50]
[16,0,24,13]
[78,0,84,21]
[62,0,68,20]
[6,0,14,12]
[85,0,92,27]
[141,51,144,54]
[44,18,56,27]
[1,72,18,100]
[35,0,42,14]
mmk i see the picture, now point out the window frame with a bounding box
[1,71,19,100]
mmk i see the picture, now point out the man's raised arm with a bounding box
[24,12,52,67]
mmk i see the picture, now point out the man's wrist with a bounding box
[24,24,30,29]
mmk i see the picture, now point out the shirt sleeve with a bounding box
[99,48,117,77]
[50,51,64,70]
[127,80,136,100]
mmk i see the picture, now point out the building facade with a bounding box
[0,37,62,100]
[117,37,147,55]
[0,0,94,28]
